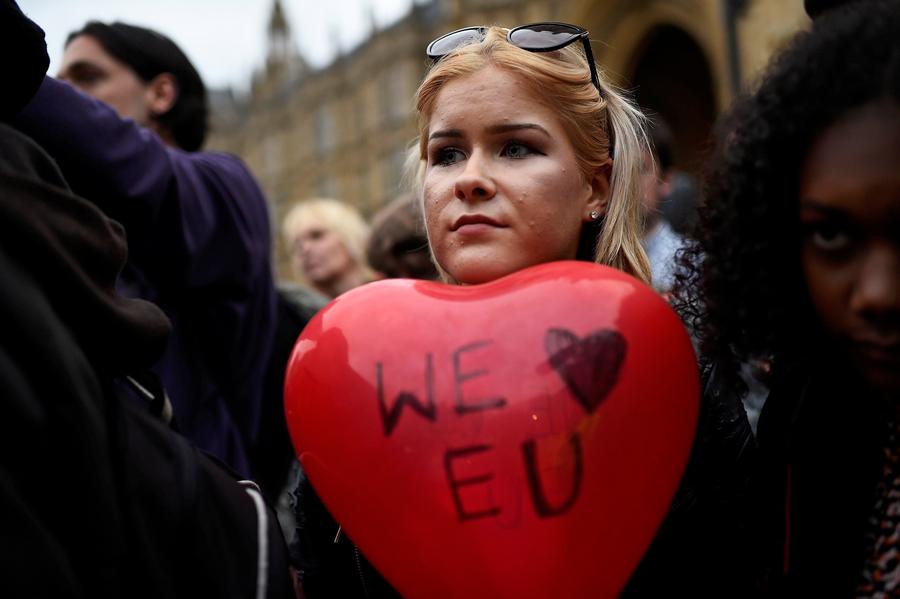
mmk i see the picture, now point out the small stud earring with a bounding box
[589,210,600,220]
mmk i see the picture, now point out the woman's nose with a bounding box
[294,238,312,258]
[453,151,496,202]
[850,243,900,319]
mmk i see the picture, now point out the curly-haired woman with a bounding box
[678,1,900,594]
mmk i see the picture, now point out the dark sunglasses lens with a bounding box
[509,24,581,50]
[427,28,485,59]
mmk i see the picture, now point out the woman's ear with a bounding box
[145,72,178,117]
[584,162,612,221]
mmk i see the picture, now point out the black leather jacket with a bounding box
[623,361,759,596]
[752,364,892,597]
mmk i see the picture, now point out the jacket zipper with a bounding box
[354,545,370,598]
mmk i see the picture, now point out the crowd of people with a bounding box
[2,0,898,596]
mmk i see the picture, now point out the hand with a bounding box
[1,1,50,119]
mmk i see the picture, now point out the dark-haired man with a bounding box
[57,21,209,151]
[11,18,276,477]
[58,31,179,146]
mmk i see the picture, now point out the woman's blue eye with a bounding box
[504,142,533,159]
[434,148,465,166]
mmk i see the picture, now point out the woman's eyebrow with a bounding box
[428,123,551,141]
[428,129,463,141]
[484,123,550,137]
[798,198,847,216]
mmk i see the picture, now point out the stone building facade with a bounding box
[208,0,808,281]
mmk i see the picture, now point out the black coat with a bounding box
[0,124,293,598]
[622,362,759,597]
[753,363,891,597]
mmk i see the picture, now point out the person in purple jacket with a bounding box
[12,19,277,477]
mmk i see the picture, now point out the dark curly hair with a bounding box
[676,0,900,384]
[66,22,209,152]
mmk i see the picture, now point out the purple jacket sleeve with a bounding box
[13,76,271,294]
[12,76,276,473]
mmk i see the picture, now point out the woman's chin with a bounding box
[446,262,518,286]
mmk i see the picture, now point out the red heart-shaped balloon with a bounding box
[285,261,699,598]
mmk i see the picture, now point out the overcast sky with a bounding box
[20,0,414,92]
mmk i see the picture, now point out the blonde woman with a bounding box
[414,23,651,286]
[292,22,669,598]
[282,198,376,298]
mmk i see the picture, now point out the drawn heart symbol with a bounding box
[545,328,626,414]
[285,261,699,599]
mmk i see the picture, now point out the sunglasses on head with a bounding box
[426,22,603,99]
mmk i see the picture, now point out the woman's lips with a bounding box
[853,339,900,368]
[451,214,504,232]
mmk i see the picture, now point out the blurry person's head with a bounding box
[413,24,651,286]
[58,21,208,151]
[680,0,900,395]
[639,116,674,232]
[282,198,376,298]
[366,193,438,280]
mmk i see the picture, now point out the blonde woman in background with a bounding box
[282,198,377,299]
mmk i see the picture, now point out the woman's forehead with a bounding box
[800,101,900,225]
[296,214,329,232]
[428,67,556,130]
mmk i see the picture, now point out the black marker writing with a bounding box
[453,340,507,414]
[444,444,501,522]
[375,355,436,436]
[523,433,583,518]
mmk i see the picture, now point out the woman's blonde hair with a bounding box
[411,25,652,285]
[281,197,376,283]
